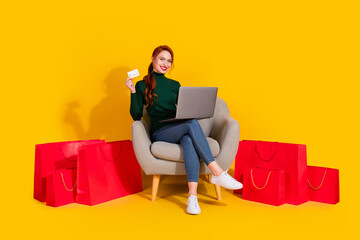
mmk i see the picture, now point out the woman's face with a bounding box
[152,50,173,74]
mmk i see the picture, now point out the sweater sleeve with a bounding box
[175,81,181,102]
[130,82,144,121]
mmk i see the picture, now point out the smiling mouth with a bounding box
[160,66,167,71]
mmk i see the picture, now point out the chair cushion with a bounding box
[198,117,214,137]
[150,137,220,162]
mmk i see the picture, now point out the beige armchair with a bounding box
[131,97,239,201]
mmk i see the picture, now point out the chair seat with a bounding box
[150,137,220,162]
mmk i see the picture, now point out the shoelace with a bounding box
[188,196,199,208]
[223,172,238,185]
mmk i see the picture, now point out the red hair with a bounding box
[143,45,174,107]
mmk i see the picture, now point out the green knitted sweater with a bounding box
[130,71,181,136]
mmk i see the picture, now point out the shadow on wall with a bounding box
[63,66,134,141]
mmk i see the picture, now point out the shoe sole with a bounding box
[187,210,201,215]
[210,180,243,190]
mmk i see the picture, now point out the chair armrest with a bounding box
[131,120,159,175]
[210,116,240,171]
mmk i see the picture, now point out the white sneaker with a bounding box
[210,171,243,190]
[186,195,201,215]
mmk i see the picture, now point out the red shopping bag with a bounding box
[307,166,339,204]
[34,139,104,202]
[234,140,308,205]
[243,167,286,206]
[46,168,77,207]
[76,140,143,206]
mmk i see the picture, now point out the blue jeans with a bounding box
[151,119,215,182]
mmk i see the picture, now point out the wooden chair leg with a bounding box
[207,174,221,201]
[152,174,161,201]
[206,174,211,182]
[214,184,221,200]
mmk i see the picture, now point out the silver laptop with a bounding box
[160,87,218,123]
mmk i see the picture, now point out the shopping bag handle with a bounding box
[255,141,279,161]
[307,170,327,190]
[60,172,77,191]
[250,169,272,190]
[98,144,122,162]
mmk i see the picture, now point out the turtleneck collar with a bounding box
[153,71,166,80]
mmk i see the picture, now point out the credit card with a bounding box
[127,69,140,78]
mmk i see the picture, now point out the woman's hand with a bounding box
[125,77,136,93]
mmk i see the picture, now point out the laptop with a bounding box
[160,87,218,123]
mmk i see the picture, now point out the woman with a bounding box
[125,45,242,215]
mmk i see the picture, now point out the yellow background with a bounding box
[1,0,359,239]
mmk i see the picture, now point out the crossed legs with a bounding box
[152,119,225,196]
